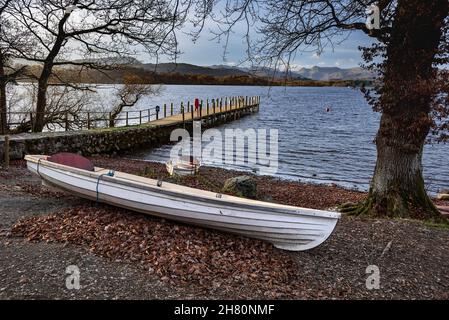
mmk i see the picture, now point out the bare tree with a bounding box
[9,83,94,133]
[3,0,211,132]
[215,0,449,221]
[109,74,163,127]
[0,0,30,134]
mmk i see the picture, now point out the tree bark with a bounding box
[368,114,436,218]
[0,82,7,135]
[34,76,49,132]
[348,0,449,221]
[32,14,69,133]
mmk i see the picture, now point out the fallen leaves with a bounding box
[11,204,303,298]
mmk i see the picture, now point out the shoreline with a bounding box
[1,156,449,299]
[124,156,367,195]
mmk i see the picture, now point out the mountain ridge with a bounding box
[63,57,376,81]
[141,63,376,81]
[13,57,377,81]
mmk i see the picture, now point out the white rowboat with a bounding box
[25,154,341,251]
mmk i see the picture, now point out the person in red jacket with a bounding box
[194,98,200,117]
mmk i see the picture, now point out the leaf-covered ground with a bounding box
[1,157,449,299]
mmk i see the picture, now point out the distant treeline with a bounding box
[24,65,373,87]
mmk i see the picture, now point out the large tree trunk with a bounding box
[368,114,436,219]
[346,0,448,221]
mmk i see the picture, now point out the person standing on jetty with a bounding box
[194,98,200,117]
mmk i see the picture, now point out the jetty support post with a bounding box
[171,103,174,116]
[181,103,185,129]
[3,135,9,169]
[164,104,167,118]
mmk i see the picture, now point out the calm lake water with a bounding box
[125,85,449,194]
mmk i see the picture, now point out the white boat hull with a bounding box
[25,155,340,251]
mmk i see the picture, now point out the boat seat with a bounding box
[48,153,95,172]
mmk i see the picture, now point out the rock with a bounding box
[222,176,257,199]
[439,188,449,195]
[437,193,449,201]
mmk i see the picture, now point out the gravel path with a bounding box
[0,239,200,300]
[1,158,449,300]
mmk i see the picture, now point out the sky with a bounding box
[54,3,377,70]
[151,21,376,70]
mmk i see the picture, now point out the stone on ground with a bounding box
[222,176,257,199]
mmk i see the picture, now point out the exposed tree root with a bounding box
[339,189,448,225]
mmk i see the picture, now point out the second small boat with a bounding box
[166,156,201,176]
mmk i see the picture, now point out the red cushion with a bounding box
[48,153,95,172]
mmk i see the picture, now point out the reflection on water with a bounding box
[128,85,448,193]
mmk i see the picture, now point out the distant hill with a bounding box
[141,63,249,77]
[15,56,376,81]
[15,56,375,86]
[209,64,375,81]
[216,66,311,80]
[293,66,376,81]
[71,56,143,67]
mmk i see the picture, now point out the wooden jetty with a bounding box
[0,96,261,161]
[152,96,260,128]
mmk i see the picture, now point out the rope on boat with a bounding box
[96,170,115,202]
[36,158,43,179]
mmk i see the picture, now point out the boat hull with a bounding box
[25,155,340,251]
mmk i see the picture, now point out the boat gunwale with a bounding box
[29,165,336,231]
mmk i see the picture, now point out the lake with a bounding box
[122,85,448,194]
